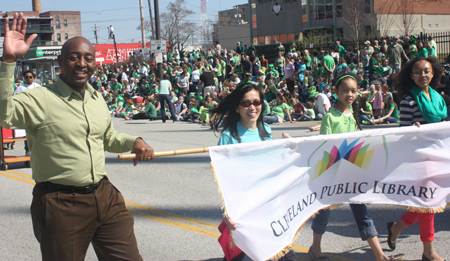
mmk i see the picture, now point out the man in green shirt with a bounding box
[336,41,347,59]
[275,52,286,76]
[356,70,369,91]
[387,36,408,74]
[111,78,123,92]
[265,64,279,79]
[276,42,285,55]
[321,51,335,83]
[0,14,154,260]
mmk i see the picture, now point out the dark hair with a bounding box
[335,73,362,131]
[162,73,169,80]
[395,56,443,98]
[22,70,33,77]
[211,83,270,143]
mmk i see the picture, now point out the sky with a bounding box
[1,0,247,44]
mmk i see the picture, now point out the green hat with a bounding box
[198,95,204,101]
[349,63,356,67]
[308,86,319,99]
[269,64,274,68]
[374,66,384,77]
[188,93,196,98]
[167,62,172,66]
[245,72,252,76]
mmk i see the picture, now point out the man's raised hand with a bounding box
[1,13,37,63]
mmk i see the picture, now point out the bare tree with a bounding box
[396,0,417,36]
[341,0,365,60]
[138,0,198,50]
[371,0,397,38]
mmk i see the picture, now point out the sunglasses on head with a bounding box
[239,100,261,107]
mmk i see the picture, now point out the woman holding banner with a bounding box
[388,57,446,261]
[211,83,295,261]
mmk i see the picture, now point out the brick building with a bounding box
[0,5,82,83]
[0,11,82,47]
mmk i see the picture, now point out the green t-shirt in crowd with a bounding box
[358,78,369,90]
[306,108,315,120]
[305,55,312,67]
[199,106,210,121]
[272,103,289,118]
[263,100,271,116]
[417,48,428,58]
[389,103,399,119]
[338,45,347,58]
[275,57,285,68]
[427,47,436,57]
[322,55,335,72]
[145,103,157,117]
[111,83,123,92]
[407,44,418,60]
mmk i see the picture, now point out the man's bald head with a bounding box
[61,37,94,57]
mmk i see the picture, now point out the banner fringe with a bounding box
[211,162,238,249]
[211,162,227,216]
[268,243,294,261]
[407,204,447,213]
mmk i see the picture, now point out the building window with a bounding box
[251,3,257,29]
[56,20,60,29]
[65,33,68,40]
[57,33,61,41]
[364,0,371,14]
[302,0,308,22]
[64,20,67,26]
[336,0,343,17]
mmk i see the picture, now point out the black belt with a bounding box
[36,177,107,193]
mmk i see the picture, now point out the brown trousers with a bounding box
[30,177,143,261]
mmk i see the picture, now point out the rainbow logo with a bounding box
[312,138,375,181]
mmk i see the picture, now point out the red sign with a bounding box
[94,43,150,64]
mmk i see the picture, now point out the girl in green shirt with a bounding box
[312,73,396,261]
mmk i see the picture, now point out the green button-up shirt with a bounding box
[0,62,137,186]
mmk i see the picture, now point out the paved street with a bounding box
[0,118,448,261]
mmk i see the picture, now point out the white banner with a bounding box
[209,122,450,261]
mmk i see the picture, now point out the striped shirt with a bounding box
[399,94,427,126]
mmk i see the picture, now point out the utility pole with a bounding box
[147,0,155,40]
[94,24,99,44]
[139,0,147,48]
[113,34,119,64]
[154,0,163,79]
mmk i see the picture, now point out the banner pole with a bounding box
[118,147,210,160]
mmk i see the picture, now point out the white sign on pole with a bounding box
[142,48,151,55]
[155,53,163,63]
[151,40,167,54]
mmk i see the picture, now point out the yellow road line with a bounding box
[0,171,35,185]
[126,201,218,230]
[0,169,355,260]
[128,209,221,238]
[6,169,32,179]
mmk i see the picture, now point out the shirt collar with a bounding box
[56,77,98,101]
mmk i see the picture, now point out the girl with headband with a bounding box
[307,73,405,261]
